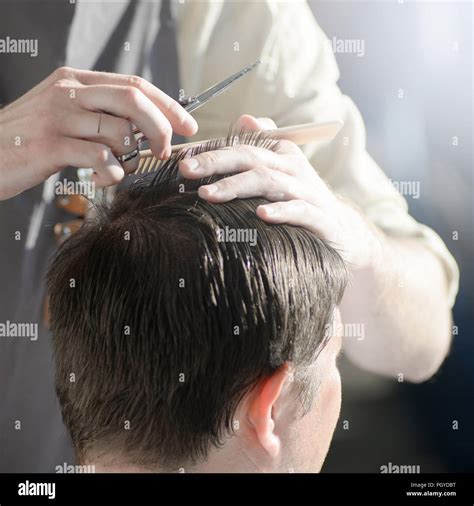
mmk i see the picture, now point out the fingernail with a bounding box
[183,115,198,133]
[159,146,171,159]
[202,184,218,195]
[184,158,200,171]
[267,192,285,201]
[264,207,275,216]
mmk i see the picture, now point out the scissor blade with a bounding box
[184,60,261,113]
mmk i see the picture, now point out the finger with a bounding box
[74,69,198,136]
[56,138,125,187]
[234,116,300,156]
[75,84,174,159]
[197,167,311,204]
[61,111,139,174]
[273,139,304,156]
[235,114,277,131]
[256,200,336,242]
[13,67,78,106]
[179,145,295,179]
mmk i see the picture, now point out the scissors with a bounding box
[131,60,261,145]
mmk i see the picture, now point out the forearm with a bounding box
[340,232,453,382]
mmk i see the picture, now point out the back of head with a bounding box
[47,130,347,471]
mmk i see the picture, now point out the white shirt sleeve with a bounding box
[176,0,459,307]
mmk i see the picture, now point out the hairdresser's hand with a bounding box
[179,114,382,270]
[0,67,198,200]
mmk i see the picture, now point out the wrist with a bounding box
[336,195,385,272]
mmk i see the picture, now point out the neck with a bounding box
[86,439,277,473]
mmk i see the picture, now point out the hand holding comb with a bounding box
[134,120,343,175]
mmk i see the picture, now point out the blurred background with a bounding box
[309,0,473,472]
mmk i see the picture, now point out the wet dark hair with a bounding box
[46,128,348,470]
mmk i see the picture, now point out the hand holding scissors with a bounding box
[0,62,260,199]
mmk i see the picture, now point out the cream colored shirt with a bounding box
[176,0,459,306]
[67,0,458,306]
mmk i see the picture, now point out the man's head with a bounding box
[47,130,348,473]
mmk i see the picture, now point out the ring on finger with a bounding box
[116,147,139,163]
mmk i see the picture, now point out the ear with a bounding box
[247,363,293,458]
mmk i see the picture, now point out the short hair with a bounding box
[46,128,348,470]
